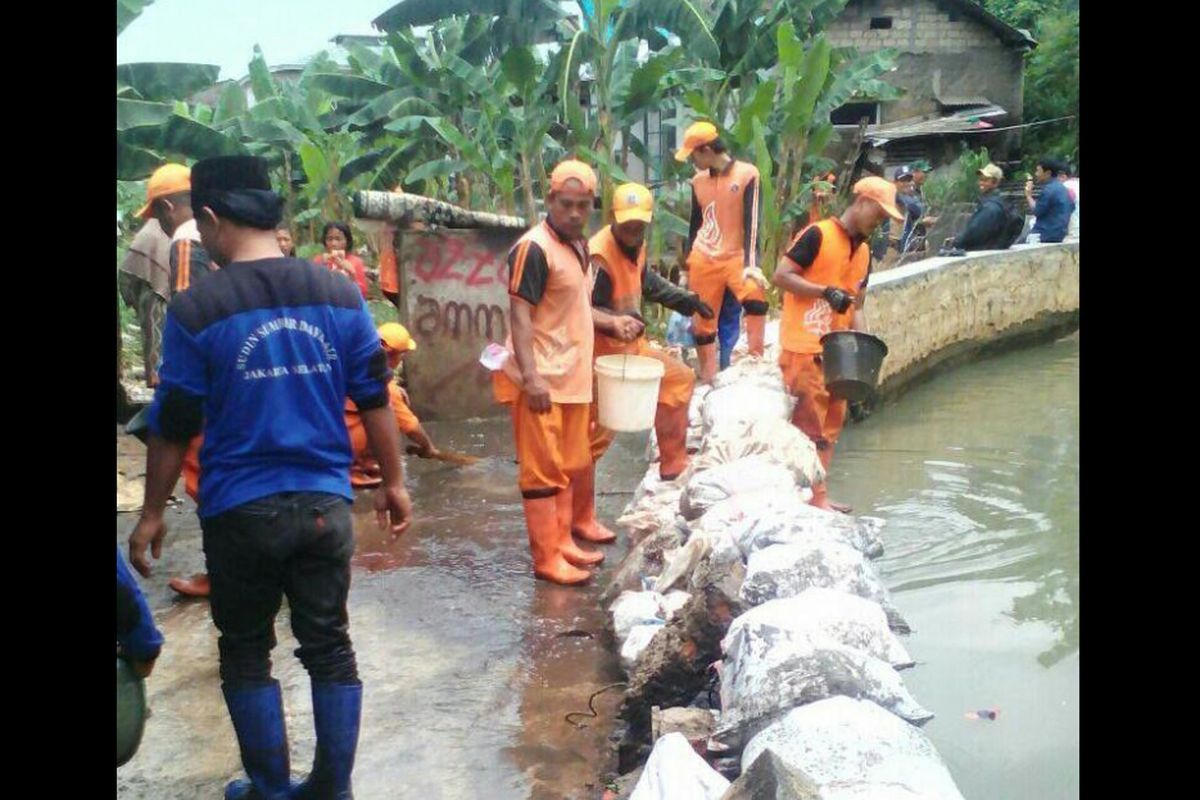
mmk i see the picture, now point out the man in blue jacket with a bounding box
[1025,157,1075,243]
[128,156,412,800]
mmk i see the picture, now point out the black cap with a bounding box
[192,156,273,195]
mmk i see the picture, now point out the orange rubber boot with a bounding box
[655,403,690,480]
[697,342,719,383]
[350,456,383,488]
[569,465,617,544]
[523,496,591,585]
[745,314,766,357]
[556,486,604,567]
[169,573,211,597]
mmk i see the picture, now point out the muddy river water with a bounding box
[116,333,1078,799]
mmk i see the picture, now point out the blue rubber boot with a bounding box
[222,681,297,800]
[292,683,362,800]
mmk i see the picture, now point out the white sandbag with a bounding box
[630,732,730,800]
[710,353,787,393]
[742,698,964,800]
[701,383,791,429]
[621,623,665,672]
[716,628,932,744]
[740,542,910,633]
[680,456,796,520]
[689,488,813,539]
[611,590,667,643]
[730,508,885,560]
[653,535,712,593]
[618,468,688,540]
[661,590,691,621]
[691,416,824,487]
[721,591,913,670]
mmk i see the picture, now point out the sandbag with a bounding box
[701,384,791,430]
[690,489,813,539]
[691,417,824,487]
[622,623,665,672]
[710,353,787,393]
[740,542,909,633]
[630,732,730,800]
[654,535,712,593]
[721,591,913,670]
[619,468,688,540]
[716,629,932,745]
[612,590,668,643]
[680,456,797,520]
[741,698,964,800]
[730,508,885,560]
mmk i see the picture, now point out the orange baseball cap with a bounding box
[378,322,417,353]
[853,176,906,221]
[675,121,719,162]
[137,163,192,219]
[612,183,653,224]
[549,159,597,194]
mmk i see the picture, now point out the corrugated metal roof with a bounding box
[866,105,1008,144]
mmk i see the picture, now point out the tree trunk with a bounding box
[520,152,538,222]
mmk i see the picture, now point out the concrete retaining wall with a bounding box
[866,242,1079,405]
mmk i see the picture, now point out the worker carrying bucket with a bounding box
[584,181,715,542]
[772,176,902,513]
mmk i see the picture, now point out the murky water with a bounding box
[118,333,1078,799]
[834,332,1080,799]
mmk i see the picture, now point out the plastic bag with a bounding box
[722,590,913,670]
[653,535,712,593]
[618,467,688,541]
[666,311,697,347]
[691,416,824,487]
[611,590,667,643]
[630,732,731,800]
[701,384,792,430]
[741,698,964,800]
[717,638,932,745]
[740,542,909,633]
[689,488,813,539]
[621,623,665,672]
[729,507,885,560]
[680,456,796,520]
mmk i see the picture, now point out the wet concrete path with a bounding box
[116,418,649,799]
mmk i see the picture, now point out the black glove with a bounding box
[685,293,715,319]
[822,286,853,314]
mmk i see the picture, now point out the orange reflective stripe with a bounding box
[509,239,531,294]
[176,240,191,291]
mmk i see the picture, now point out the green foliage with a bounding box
[923,145,991,214]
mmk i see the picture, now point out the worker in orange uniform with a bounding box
[772,176,904,513]
[583,183,714,542]
[676,121,769,382]
[345,322,439,487]
[493,160,607,585]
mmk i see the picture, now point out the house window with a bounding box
[831,102,880,126]
[870,16,893,29]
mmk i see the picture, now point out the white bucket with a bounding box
[595,354,665,432]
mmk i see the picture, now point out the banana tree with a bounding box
[372,0,570,58]
[558,0,718,218]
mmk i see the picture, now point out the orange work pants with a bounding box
[685,252,765,338]
[509,398,592,495]
[780,350,846,467]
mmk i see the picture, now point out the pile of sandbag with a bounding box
[599,351,964,799]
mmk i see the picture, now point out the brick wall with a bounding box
[826,0,1005,54]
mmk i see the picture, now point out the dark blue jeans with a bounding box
[202,492,358,687]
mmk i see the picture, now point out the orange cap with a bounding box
[378,322,417,353]
[612,183,653,224]
[137,163,192,219]
[852,176,906,221]
[675,121,719,162]
[549,159,597,194]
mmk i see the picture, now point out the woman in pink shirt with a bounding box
[313,221,368,298]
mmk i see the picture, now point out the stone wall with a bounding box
[866,242,1079,403]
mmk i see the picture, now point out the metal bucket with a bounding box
[819,331,889,402]
[117,656,147,767]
